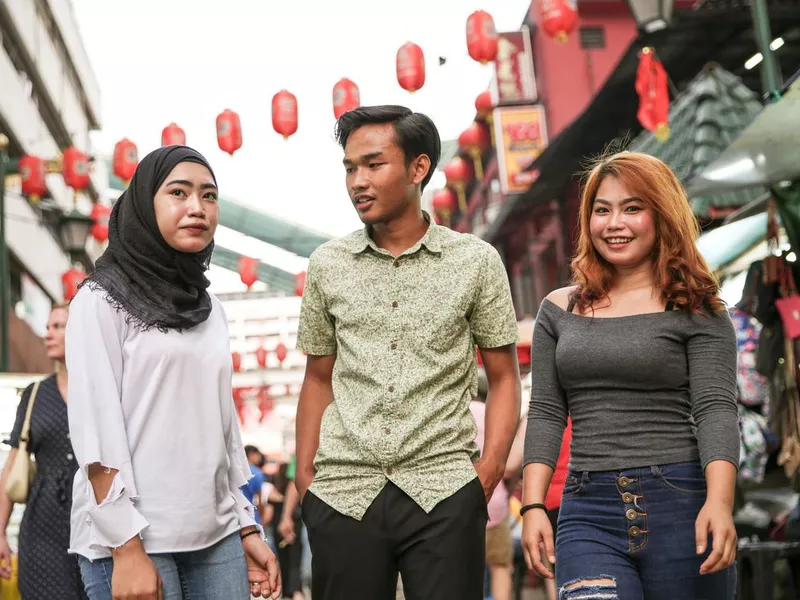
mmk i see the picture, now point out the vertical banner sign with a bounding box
[491,26,537,105]
[493,105,549,195]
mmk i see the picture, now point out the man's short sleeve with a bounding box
[469,245,518,349]
[296,253,336,356]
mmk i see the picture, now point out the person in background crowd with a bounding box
[66,146,280,600]
[295,105,521,599]
[242,446,267,526]
[272,460,305,600]
[471,374,526,600]
[522,152,739,599]
[0,305,88,599]
[541,419,571,600]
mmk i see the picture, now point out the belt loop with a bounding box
[650,465,661,477]
[581,471,590,485]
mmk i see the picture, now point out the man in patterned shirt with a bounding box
[295,105,521,599]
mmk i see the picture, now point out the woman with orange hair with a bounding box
[520,152,738,599]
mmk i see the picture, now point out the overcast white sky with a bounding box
[72,0,531,291]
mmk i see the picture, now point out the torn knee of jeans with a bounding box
[559,576,618,600]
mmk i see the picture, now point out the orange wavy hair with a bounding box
[571,151,723,314]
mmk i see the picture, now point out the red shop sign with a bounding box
[491,26,537,105]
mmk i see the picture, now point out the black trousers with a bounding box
[303,478,488,600]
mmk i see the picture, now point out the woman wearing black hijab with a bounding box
[65,146,282,600]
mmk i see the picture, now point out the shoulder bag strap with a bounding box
[18,381,41,449]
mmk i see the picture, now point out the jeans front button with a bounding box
[618,476,631,487]
[621,492,634,503]
[629,526,641,536]
[626,509,637,521]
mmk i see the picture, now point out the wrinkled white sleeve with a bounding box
[215,297,259,532]
[66,288,149,550]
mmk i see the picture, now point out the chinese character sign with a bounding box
[491,27,537,105]
[493,105,549,195]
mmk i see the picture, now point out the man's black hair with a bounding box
[334,105,441,191]
[244,445,261,456]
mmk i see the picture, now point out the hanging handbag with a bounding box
[777,339,800,479]
[775,264,800,339]
[5,381,40,504]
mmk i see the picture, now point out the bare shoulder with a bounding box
[545,286,580,310]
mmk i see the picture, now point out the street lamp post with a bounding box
[626,0,674,33]
[58,210,94,260]
[0,135,9,372]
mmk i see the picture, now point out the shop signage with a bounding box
[493,105,549,195]
[491,26,537,105]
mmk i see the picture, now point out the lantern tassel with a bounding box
[655,122,670,141]
[487,116,495,146]
[556,31,568,43]
[470,149,485,181]
[456,186,468,214]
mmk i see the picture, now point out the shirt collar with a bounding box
[348,211,443,255]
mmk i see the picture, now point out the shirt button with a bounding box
[388,385,395,392]
[384,427,391,435]
[386,467,394,475]
[67,453,74,461]
[393,262,400,268]
[391,342,397,350]
[392,301,398,308]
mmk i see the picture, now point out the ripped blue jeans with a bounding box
[555,461,735,600]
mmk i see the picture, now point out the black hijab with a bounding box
[82,146,217,332]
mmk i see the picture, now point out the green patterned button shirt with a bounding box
[296,215,518,520]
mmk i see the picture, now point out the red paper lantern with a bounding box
[162,122,186,147]
[443,157,474,213]
[295,271,306,297]
[635,48,670,141]
[466,10,498,64]
[62,147,90,191]
[61,268,86,302]
[90,203,112,242]
[537,0,578,42]
[216,109,243,155]
[231,351,242,373]
[475,89,494,120]
[255,346,268,369]
[19,155,47,203]
[396,42,425,93]
[432,188,459,228]
[272,90,298,140]
[113,138,138,184]
[333,78,360,120]
[458,122,492,181]
[275,342,288,365]
[238,256,258,289]
[258,387,274,423]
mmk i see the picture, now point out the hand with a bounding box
[111,540,162,599]
[243,534,282,599]
[0,536,11,579]
[474,458,504,503]
[278,516,296,545]
[696,500,737,575]
[521,507,555,579]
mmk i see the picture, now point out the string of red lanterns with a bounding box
[217,109,243,156]
[537,0,578,43]
[333,78,360,119]
[396,42,426,93]
[443,156,474,214]
[466,10,499,64]
[458,122,491,181]
[272,90,299,140]
[113,138,138,184]
[238,256,259,289]
[432,188,459,228]
[162,122,186,146]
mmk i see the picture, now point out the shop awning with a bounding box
[686,72,800,195]
[695,211,767,272]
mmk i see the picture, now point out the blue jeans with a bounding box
[79,532,249,600]
[556,461,736,600]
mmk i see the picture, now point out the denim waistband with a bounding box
[567,460,702,482]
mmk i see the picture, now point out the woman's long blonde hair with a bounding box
[570,152,723,314]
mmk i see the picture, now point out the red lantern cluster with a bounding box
[635,48,670,141]
[458,122,492,181]
[19,155,47,203]
[231,351,242,373]
[466,10,498,64]
[62,268,86,302]
[397,42,425,93]
[295,271,306,297]
[443,157,474,213]
[333,78,360,120]
[432,188,458,228]
[90,203,112,243]
[162,122,186,147]
[113,138,138,184]
[537,0,578,42]
[258,388,274,423]
[272,90,299,140]
[475,90,494,121]
[62,147,90,191]
[217,109,243,155]
[238,256,258,289]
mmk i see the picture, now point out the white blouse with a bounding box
[65,286,256,560]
